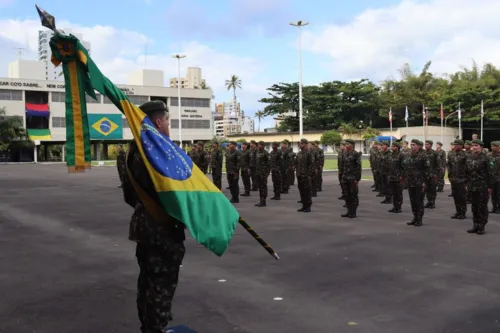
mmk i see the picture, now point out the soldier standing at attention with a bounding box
[464,140,473,204]
[379,142,391,203]
[116,144,126,188]
[423,140,439,209]
[287,141,297,186]
[488,142,500,214]
[280,141,290,194]
[400,141,411,190]
[210,141,223,190]
[121,101,185,332]
[255,141,270,207]
[388,142,404,213]
[309,142,319,197]
[249,140,258,191]
[240,142,252,196]
[465,140,492,235]
[435,141,447,192]
[402,139,430,226]
[447,140,468,219]
[340,139,362,218]
[315,141,325,191]
[369,141,378,189]
[225,141,241,203]
[296,138,314,212]
[194,141,209,174]
[270,142,283,200]
[372,142,382,193]
[338,142,346,200]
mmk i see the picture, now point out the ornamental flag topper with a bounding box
[35,5,57,32]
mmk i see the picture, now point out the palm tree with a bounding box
[195,81,210,89]
[225,75,242,100]
[0,107,29,149]
[254,110,264,132]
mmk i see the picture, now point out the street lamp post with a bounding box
[172,54,186,144]
[445,110,458,140]
[289,20,309,139]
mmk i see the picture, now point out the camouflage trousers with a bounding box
[408,185,425,221]
[437,168,445,191]
[311,172,318,197]
[136,240,185,333]
[250,167,258,191]
[258,173,268,199]
[227,173,239,200]
[241,168,251,194]
[424,177,437,205]
[317,167,323,190]
[271,170,282,197]
[451,181,467,216]
[374,171,382,190]
[342,179,359,213]
[211,168,222,190]
[380,174,389,198]
[297,175,312,207]
[389,181,403,210]
[470,188,489,227]
[490,181,500,211]
[288,168,295,185]
[280,168,289,192]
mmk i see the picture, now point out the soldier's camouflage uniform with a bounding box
[280,145,290,193]
[436,147,447,192]
[316,142,325,191]
[338,147,346,199]
[309,145,320,197]
[466,149,491,234]
[117,148,127,187]
[210,146,223,190]
[194,147,209,174]
[447,148,468,218]
[488,147,500,213]
[423,147,439,208]
[288,147,296,186]
[240,145,252,196]
[297,146,314,212]
[340,148,362,217]
[399,146,411,189]
[255,146,270,206]
[465,145,473,203]
[250,144,258,191]
[225,148,241,203]
[122,141,186,333]
[379,146,391,202]
[373,148,383,193]
[369,144,378,188]
[402,146,430,226]
[388,147,404,212]
[270,146,283,200]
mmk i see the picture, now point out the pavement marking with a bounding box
[218,279,227,283]
[347,321,359,326]
[273,297,283,301]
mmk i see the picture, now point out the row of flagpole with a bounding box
[389,101,485,142]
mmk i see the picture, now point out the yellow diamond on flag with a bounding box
[91,117,119,136]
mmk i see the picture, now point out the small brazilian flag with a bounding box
[49,34,239,256]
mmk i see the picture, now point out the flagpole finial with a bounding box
[35,5,58,32]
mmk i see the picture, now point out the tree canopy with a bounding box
[0,107,29,150]
[258,61,500,132]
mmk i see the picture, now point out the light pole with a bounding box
[289,20,309,139]
[172,54,186,144]
[445,110,458,139]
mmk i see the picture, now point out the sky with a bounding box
[1,0,500,129]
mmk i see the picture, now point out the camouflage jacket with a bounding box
[194,149,209,172]
[225,149,241,174]
[372,149,381,172]
[280,148,290,171]
[388,150,404,181]
[117,150,126,172]
[402,149,430,186]
[240,148,251,171]
[369,147,377,169]
[122,142,185,244]
[270,149,282,172]
[435,149,447,169]
[249,148,257,168]
[341,150,362,182]
[378,149,391,175]
[466,151,491,190]
[310,148,321,170]
[488,152,500,182]
[447,150,468,184]
[210,148,223,170]
[316,147,325,167]
[423,149,440,176]
[255,148,270,176]
[296,149,314,177]
[288,148,297,168]
[338,150,345,177]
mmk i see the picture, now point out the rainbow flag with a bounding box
[49,34,239,256]
[25,103,50,117]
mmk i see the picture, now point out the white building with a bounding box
[213,97,254,137]
[274,110,296,128]
[38,29,91,81]
[169,67,206,89]
[241,116,254,134]
[0,60,213,148]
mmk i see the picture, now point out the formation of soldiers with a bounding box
[366,137,499,235]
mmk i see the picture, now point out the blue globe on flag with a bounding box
[100,120,111,133]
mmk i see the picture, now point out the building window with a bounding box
[52,116,66,128]
[122,118,129,128]
[85,93,102,103]
[170,97,210,108]
[51,92,65,103]
[128,95,149,105]
[0,89,22,101]
[170,119,210,129]
[103,96,113,104]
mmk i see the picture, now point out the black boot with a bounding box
[270,195,281,200]
[230,198,239,203]
[407,219,416,225]
[255,197,266,207]
[241,192,250,197]
[414,220,423,227]
[348,206,357,218]
[467,223,478,233]
[302,206,311,213]
[476,225,486,235]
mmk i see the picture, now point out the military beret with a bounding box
[250,140,257,144]
[196,141,204,146]
[258,140,265,146]
[345,139,355,146]
[300,138,309,144]
[425,140,433,145]
[229,141,237,145]
[282,139,290,143]
[411,139,423,146]
[471,139,484,146]
[465,140,472,145]
[392,142,402,147]
[491,141,500,147]
[315,140,320,144]
[453,139,464,146]
[139,100,168,117]
[272,141,279,146]
[381,141,389,146]
[241,141,249,146]
[436,141,443,146]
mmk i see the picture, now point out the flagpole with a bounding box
[405,105,409,137]
[239,217,280,260]
[425,107,429,141]
[422,104,425,139]
[480,100,484,140]
[440,103,443,143]
[389,107,393,146]
[458,102,462,139]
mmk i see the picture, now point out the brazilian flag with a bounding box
[50,34,239,256]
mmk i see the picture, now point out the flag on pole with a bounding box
[405,106,409,122]
[50,33,239,256]
[389,108,392,123]
[440,104,444,120]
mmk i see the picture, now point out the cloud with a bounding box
[0,0,14,7]
[163,0,295,39]
[0,18,270,117]
[301,0,500,82]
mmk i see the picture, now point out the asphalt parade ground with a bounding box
[2,165,500,333]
